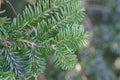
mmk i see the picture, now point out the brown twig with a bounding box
[2,35,11,45]
[0,0,1,8]
[19,39,37,48]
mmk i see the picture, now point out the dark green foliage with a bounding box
[0,0,88,79]
[0,10,10,26]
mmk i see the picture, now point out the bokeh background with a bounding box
[1,0,120,80]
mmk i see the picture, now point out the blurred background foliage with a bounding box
[1,0,120,80]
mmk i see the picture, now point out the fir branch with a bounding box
[0,0,88,79]
[0,48,24,77]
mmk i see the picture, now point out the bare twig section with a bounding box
[2,35,11,45]
[6,0,17,15]
[0,0,1,8]
[50,44,57,50]
[19,39,37,48]
[18,39,57,50]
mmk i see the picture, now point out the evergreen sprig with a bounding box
[0,0,88,79]
[0,10,10,26]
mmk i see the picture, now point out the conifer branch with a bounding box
[0,0,88,79]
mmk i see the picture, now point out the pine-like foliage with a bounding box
[0,0,88,79]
